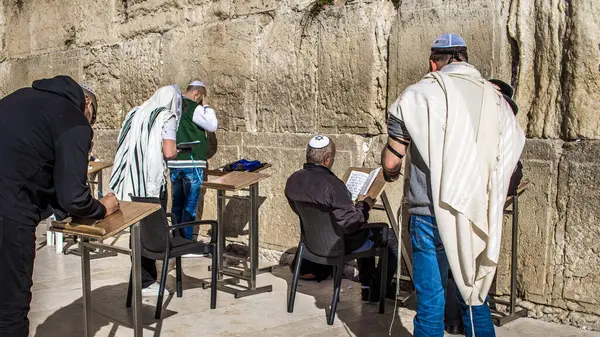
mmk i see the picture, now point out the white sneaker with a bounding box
[142,282,170,297]
[181,253,208,258]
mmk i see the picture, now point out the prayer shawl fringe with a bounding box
[109,85,181,201]
[390,64,525,306]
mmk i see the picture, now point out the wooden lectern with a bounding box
[50,201,161,337]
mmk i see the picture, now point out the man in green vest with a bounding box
[168,81,218,240]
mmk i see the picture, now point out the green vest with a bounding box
[175,97,209,161]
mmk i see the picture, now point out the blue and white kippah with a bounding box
[309,135,330,149]
[189,80,206,87]
[431,33,467,49]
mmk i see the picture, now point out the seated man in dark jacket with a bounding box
[285,135,398,301]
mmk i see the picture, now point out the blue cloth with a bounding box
[410,215,496,337]
[170,168,204,240]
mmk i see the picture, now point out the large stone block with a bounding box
[8,50,82,92]
[119,0,185,39]
[560,1,600,139]
[83,45,123,130]
[506,0,600,139]
[555,141,600,314]
[496,139,562,304]
[388,0,501,102]
[316,2,396,134]
[78,0,118,46]
[120,36,166,111]
[163,17,271,132]
[256,13,320,133]
[3,0,79,57]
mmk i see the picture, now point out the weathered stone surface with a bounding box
[496,140,562,304]
[83,45,123,129]
[8,50,82,92]
[556,141,600,313]
[508,0,600,139]
[388,0,502,102]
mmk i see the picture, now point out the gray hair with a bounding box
[306,142,335,165]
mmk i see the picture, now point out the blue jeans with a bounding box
[410,215,496,337]
[170,168,204,240]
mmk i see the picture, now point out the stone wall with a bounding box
[0,0,599,331]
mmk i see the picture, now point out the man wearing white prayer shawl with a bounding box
[381,34,525,337]
[109,84,182,297]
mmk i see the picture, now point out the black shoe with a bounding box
[444,323,465,335]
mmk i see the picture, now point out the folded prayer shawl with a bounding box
[109,85,182,201]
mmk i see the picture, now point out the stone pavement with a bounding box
[29,233,599,337]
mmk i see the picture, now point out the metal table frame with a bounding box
[489,193,528,326]
[214,182,273,298]
[79,223,145,337]
[372,191,415,304]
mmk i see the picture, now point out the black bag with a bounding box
[290,252,333,282]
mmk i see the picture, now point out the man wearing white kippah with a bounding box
[285,135,399,302]
[168,81,218,242]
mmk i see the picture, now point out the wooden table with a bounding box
[50,202,161,337]
[204,171,273,298]
[343,167,415,305]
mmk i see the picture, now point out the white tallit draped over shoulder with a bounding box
[109,85,182,201]
[389,63,525,305]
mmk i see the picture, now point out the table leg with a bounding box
[216,189,225,280]
[249,183,260,289]
[381,192,414,281]
[131,223,143,337]
[80,239,93,337]
[98,170,103,196]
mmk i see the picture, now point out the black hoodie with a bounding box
[0,75,106,225]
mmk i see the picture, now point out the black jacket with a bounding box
[0,75,106,225]
[285,163,370,252]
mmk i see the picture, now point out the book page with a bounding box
[346,171,370,201]
[359,167,381,196]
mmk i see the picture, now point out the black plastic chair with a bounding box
[125,196,218,319]
[287,201,389,325]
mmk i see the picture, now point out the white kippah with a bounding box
[80,83,96,95]
[189,80,205,87]
[308,135,330,149]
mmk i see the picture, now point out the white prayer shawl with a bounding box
[109,85,182,201]
[389,63,525,305]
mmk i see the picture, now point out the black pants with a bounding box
[352,228,398,288]
[0,216,36,337]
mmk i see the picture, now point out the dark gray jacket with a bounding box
[285,163,370,252]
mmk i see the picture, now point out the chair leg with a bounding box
[155,252,170,319]
[288,244,304,313]
[328,264,343,325]
[176,257,183,297]
[210,246,218,309]
[126,269,133,308]
[379,245,388,314]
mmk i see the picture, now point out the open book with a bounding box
[345,167,381,201]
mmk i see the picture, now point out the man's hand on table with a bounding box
[357,195,376,208]
[100,193,120,216]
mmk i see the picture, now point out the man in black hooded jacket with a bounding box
[0,75,120,336]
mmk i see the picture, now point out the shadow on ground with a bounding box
[273,251,414,337]
[33,272,209,337]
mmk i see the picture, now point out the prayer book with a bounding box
[345,167,381,201]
